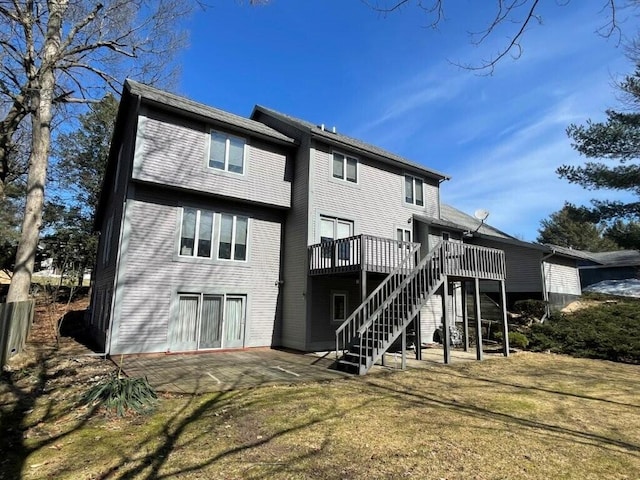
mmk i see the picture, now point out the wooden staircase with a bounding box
[335,240,506,375]
[335,242,445,375]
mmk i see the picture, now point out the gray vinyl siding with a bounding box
[251,108,312,350]
[420,294,443,344]
[278,138,311,350]
[107,186,283,354]
[132,108,291,209]
[544,258,581,295]
[89,100,138,351]
[309,142,439,242]
[471,239,542,293]
[307,276,360,350]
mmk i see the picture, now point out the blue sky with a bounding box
[176,1,637,241]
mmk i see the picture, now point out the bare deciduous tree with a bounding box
[1,0,191,303]
[362,0,628,73]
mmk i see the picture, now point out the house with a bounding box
[576,250,640,288]
[90,80,581,374]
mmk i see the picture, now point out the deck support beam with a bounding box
[500,280,510,357]
[442,279,451,365]
[474,277,483,361]
[401,328,407,369]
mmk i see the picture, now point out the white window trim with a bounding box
[331,150,359,184]
[217,214,249,262]
[404,174,425,207]
[331,291,348,323]
[208,129,247,175]
[178,208,215,259]
[396,227,412,243]
[175,292,247,350]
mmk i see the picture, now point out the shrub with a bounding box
[513,299,547,320]
[528,300,640,364]
[494,331,530,349]
[83,373,157,416]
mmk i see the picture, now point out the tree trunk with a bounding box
[6,1,67,303]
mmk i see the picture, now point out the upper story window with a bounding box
[180,208,214,258]
[332,152,358,183]
[209,130,245,174]
[219,214,248,261]
[405,174,424,206]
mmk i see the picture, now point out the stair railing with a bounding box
[335,240,422,360]
[353,241,446,373]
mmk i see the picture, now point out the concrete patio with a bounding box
[121,346,504,394]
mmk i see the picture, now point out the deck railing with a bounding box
[441,241,506,280]
[308,234,420,275]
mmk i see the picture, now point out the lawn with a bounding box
[1,346,639,479]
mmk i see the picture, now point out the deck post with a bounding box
[401,328,407,370]
[442,280,451,364]
[474,277,483,361]
[500,280,510,357]
[461,281,469,352]
[415,314,422,360]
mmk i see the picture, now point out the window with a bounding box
[332,292,348,322]
[218,214,248,261]
[332,152,358,183]
[173,293,246,350]
[320,216,353,260]
[180,208,214,258]
[209,130,245,174]
[396,228,412,243]
[405,174,424,206]
[442,232,450,241]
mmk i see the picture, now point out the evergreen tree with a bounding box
[604,219,640,250]
[559,67,640,220]
[537,204,620,252]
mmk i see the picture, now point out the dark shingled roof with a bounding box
[439,204,513,239]
[125,80,296,145]
[252,105,450,181]
[586,250,640,267]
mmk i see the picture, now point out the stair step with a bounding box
[336,359,366,375]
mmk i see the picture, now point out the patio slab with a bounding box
[121,346,505,394]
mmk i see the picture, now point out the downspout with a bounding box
[540,248,556,322]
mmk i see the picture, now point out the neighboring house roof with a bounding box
[252,105,450,182]
[584,250,640,267]
[543,245,603,263]
[125,80,296,146]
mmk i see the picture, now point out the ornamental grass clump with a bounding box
[83,360,157,416]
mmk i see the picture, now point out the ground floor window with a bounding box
[170,292,246,351]
[332,291,348,322]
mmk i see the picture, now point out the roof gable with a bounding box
[252,105,450,181]
[125,80,296,145]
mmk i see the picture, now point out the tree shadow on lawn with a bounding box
[0,347,106,479]
[429,366,640,411]
[82,376,376,480]
[364,371,640,457]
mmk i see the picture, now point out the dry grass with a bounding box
[2,343,639,479]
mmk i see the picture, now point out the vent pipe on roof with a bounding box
[320,123,325,131]
[332,126,336,133]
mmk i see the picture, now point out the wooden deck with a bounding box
[309,236,506,281]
